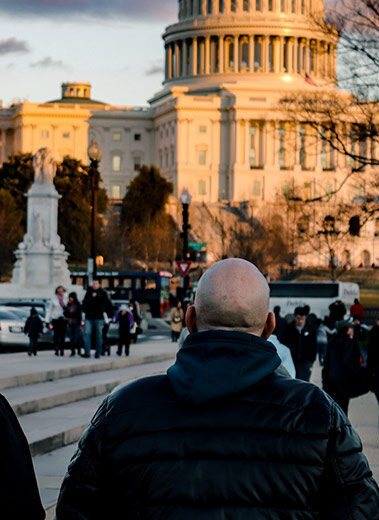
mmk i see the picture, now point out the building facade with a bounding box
[0,1,377,268]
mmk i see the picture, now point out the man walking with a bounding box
[282,306,317,381]
[82,279,113,359]
[56,259,379,519]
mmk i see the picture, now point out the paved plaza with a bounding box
[0,335,378,518]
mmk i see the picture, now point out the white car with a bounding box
[0,307,29,350]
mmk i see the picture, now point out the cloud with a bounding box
[0,0,176,21]
[145,61,164,76]
[0,37,29,55]
[30,56,66,68]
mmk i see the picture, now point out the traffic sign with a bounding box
[176,260,192,277]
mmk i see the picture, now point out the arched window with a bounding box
[254,38,262,70]
[281,0,285,11]
[225,38,234,69]
[207,0,212,13]
[268,0,273,10]
[240,38,249,68]
[231,0,237,11]
[243,0,250,10]
[349,216,361,236]
[297,216,310,234]
[189,0,194,16]
[249,125,256,168]
[219,0,224,12]
[362,250,371,267]
[268,38,274,72]
[198,0,202,14]
[323,215,335,234]
[291,0,296,12]
[256,0,261,9]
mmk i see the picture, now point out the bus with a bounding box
[269,281,359,319]
[70,271,172,318]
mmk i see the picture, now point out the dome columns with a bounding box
[163,31,337,82]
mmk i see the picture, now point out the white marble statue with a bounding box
[33,148,56,185]
[33,212,45,243]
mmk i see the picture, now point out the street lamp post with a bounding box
[179,189,192,297]
[87,139,102,287]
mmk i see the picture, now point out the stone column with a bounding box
[225,0,231,12]
[249,34,255,72]
[168,45,173,79]
[213,0,219,13]
[274,36,281,73]
[164,46,168,79]
[304,39,310,74]
[264,120,272,169]
[262,35,268,72]
[205,35,211,74]
[234,35,239,72]
[236,0,242,11]
[245,119,250,166]
[175,42,180,77]
[201,0,206,14]
[279,36,285,72]
[219,35,224,73]
[192,37,198,75]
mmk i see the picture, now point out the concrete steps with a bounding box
[15,359,173,456]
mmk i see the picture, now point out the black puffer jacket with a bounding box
[56,330,379,520]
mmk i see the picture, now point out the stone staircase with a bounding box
[0,338,176,516]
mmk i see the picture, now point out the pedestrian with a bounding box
[82,279,113,359]
[24,307,43,357]
[350,298,365,320]
[114,304,134,356]
[328,299,347,325]
[272,305,286,341]
[281,306,317,381]
[170,300,184,342]
[322,320,367,415]
[56,259,379,519]
[353,316,370,367]
[46,285,68,356]
[64,292,82,357]
[316,316,336,366]
[129,300,141,344]
[0,393,45,519]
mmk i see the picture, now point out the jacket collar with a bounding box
[167,330,281,405]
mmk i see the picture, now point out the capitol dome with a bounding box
[162,0,337,89]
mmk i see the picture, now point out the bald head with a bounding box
[189,258,273,337]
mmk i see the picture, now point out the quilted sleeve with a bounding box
[55,397,109,520]
[321,402,379,520]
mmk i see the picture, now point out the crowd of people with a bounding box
[2,259,379,518]
[23,279,142,358]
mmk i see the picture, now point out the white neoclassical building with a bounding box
[0,0,377,267]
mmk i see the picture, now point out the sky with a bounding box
[0,0,178,107]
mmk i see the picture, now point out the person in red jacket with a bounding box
[350,298,365,320]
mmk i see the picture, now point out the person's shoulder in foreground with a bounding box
[56,258,379,520]
[0,394,45,519]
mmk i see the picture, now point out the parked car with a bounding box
[0,308,29,350]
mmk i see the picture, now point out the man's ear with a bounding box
[261,312,275,340]
[186,305,198,334]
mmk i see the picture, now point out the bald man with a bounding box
[56,259,379,520]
